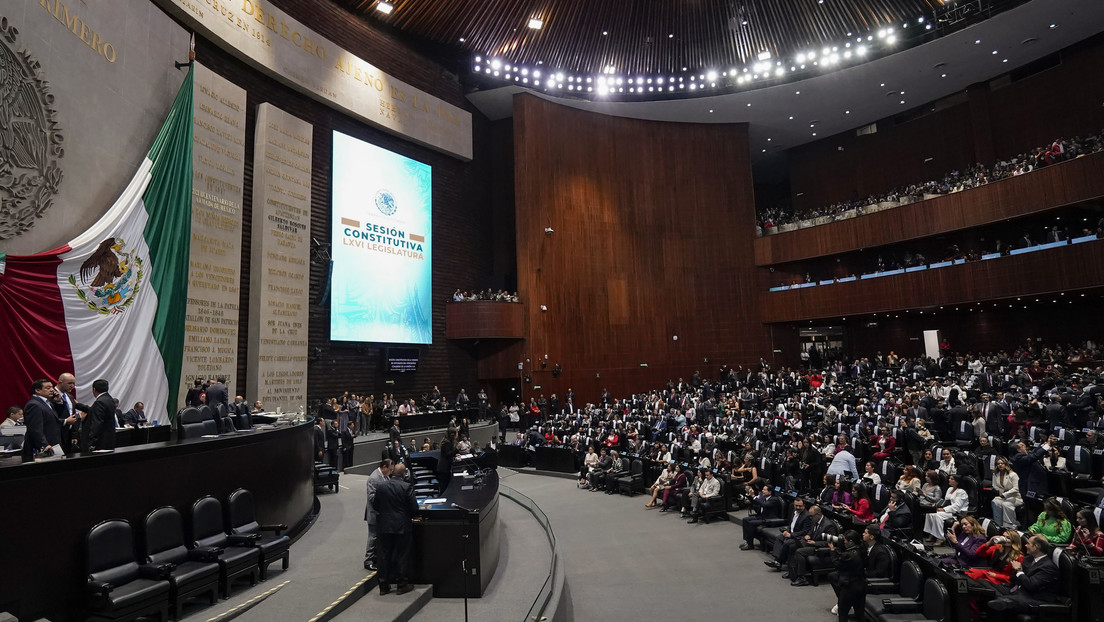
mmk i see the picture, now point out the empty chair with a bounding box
[189,496,260,598]
[225,489,291,580]
[616,459,644,496]
[143,507,220,620]
[177,408,206,440]
[86,519,171,622]
[865,560,924,619]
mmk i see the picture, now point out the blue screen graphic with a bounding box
[331,131,432,344]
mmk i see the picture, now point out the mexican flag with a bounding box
[0,69,193,424]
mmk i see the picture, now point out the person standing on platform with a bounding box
[206,377,229,413]
[84,379,116,452]
[389,418,402,446]
[313,418,326,463]
[22,379,60,462]
[372,463,417,595]
[325,417,341,467]
[364,459,394,571]
[341,421,355,471]
[53,373,84,455]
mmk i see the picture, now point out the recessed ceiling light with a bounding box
[376,1,394,14]
[602,30,608,36]
[1050,23,1057,29]
[528,18,543,29]
[845,110,850,114]
[975,39,981,44]
[459,37,466,42]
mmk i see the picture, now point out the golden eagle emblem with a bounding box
[67,237,144,315]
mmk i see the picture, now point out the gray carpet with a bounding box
[205,475,373,622]
[499,470,839,621]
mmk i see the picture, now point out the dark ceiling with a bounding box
[341,0,1023,84]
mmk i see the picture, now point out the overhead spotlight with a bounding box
[491,59,502,70]
[757,50,772,61]
[375,1,394,14]
[796,53,806,63]
[528,17,543,29]
[540,305,548,311]
[707,70,718,81]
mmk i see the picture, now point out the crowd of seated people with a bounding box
[509,341,1104,619]
[451,288,520,302]
[757,130,1104,232]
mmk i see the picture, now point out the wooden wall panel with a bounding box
[989,37,1104,160]
[761,240,1104,323]
[187,0,500,407]
[785,35,1104,214]
[446,302,525,339]
[755,150,1104,265]
[514,95,769,404]
[788,102,975,212]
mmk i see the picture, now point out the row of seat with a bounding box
[85,489,290,622]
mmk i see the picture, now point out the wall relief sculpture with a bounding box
[0,16,63,240]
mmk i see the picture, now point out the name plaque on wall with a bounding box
[181,62,247,407]
[153,0,473,161]
[247,103,311,412]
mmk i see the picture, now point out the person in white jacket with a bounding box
[924,474,970,542]
[990,459,1023,529]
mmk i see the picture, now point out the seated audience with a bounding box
[1028,497,1072,544]
[1067,508,1104,558]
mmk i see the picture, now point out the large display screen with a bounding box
[331,131,432,344]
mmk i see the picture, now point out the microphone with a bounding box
[451,502,477,513]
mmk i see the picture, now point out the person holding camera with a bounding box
[827,530,865,622]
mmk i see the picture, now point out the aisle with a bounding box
[499,471,837,621]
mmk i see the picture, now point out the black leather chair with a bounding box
[616,459,644,496]
[188,496,260,598]
[699,479,728,524]
[874,578,950,621]
[142,507,220,620]
[314,462,339,493]
[198,406,218,436]
[177,408,206,440]
[865,560,924,619]
[225,489,291,580]
[86,519,171,622]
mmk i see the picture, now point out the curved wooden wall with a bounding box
[513,94,769,402]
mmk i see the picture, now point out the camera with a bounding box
[823,533,843,545]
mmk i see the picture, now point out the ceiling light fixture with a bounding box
[528,18,543,30]
[375,1,393,15]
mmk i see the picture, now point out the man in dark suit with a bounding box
[325,417,340,467]
[121,402,147,427]
[740,484,785,550]
[878,491,914,539]
[786,505,839,586]
[371,463,418,595]
[863,526,893,579]
[313,418,326,462]
[1010,440,1049,500]
[988,534,1061,616]
[340,421,355,471]
[763,496,813,567]
[205,377,229,413]
[83,379,117,452]
[21,379,60,462]
[829,530,866,621]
